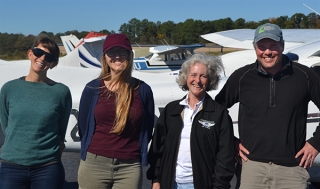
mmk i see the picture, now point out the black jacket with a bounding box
[215,55,320,166]
[147,94,235,189]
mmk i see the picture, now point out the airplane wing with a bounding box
[201,29,255,49]
[150,44,205,54]
[201,29,320,77]
[200,29,320,51]
[149,45,178,54]
[177,44,206,54]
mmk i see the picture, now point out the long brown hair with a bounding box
[99,51,136,134]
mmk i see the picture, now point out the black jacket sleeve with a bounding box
[215,71,240,109]
[146,105,167,183]
[214,108,236,189]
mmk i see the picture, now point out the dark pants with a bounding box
[0,160,65,189]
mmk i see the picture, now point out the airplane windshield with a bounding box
[164,52,190,61]
[145,53,154,59]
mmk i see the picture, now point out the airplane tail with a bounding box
[59,32,108,68]
[60,32,107,55]
[61,34,81,55]
[58,42,104,68]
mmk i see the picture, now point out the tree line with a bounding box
[1,12,319,60]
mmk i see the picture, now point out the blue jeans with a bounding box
[174,181,194,189]
[0,160,65,189]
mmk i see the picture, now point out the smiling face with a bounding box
[28,44,56,74]
[105,46,129,74]
[187,62,208,100]
[255,38,284,75]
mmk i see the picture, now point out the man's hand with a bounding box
[152,182,160,189]
[235,139,250,164]
[295,142,319,168]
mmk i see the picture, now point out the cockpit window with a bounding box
[145,53,153,59]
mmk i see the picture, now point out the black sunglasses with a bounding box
[106,49,129,57]
[32,48,57,63]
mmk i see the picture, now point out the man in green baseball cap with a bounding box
[215,23,320,189]
[254,23,283,42]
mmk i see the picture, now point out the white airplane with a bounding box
[0,57,232,155]
[2,56,320,183]
[1,29,320,182]
[200,5,320,77]
[201,29,320,77]
[60,32,205,72]
[134,44,206,72]
[0,59,189,151]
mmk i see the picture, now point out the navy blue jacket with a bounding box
[78,78,154,166]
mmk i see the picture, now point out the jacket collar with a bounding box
[256,54,293,79]
[202,94,216,112]
[170,93,215,116]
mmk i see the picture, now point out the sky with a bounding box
[0,0,319,36]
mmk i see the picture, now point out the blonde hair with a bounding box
[99,51,136,134]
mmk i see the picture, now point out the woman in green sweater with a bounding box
[0,34,72,189]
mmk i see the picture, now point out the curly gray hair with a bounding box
[176,54,224,91]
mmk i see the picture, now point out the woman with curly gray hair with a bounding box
[176,54,223,91]
[147,54,235,189]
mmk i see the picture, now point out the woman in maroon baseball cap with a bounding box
[77,33,155,189]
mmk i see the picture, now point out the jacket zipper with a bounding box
[172,115,184,188]
[173,108,201,188]
[189,109,202,186]
[270,77,275,107]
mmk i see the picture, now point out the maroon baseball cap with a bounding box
[103,33,132,53]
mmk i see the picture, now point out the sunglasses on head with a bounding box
[106,49,129,57]
[32,48,57,63]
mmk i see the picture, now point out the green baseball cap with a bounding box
[254,23,283,42]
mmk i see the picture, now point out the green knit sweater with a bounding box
[0,78,72,166]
